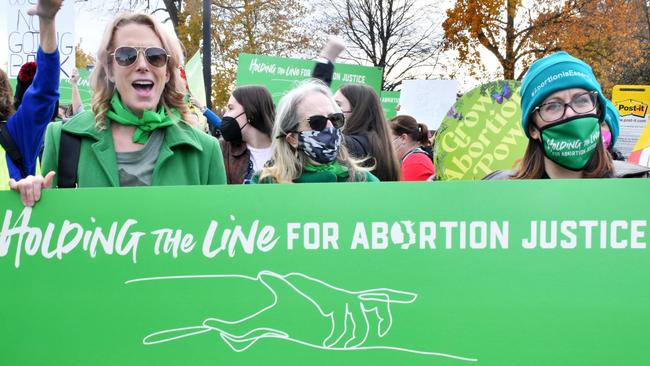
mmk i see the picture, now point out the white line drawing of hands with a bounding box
[125,271,477,362]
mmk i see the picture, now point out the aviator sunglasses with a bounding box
[110,46,170,68]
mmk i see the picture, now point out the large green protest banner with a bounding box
[435,81,528,180]
[236,54,383,104]
[1,180,650,365]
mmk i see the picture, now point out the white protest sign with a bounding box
[6,0,75,79]
[399,80,458,130]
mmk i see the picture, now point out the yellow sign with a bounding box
[612,85,650,161]
[616,99,648,118]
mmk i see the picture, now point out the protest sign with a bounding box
[6,0,75,79]
[8,66,93,114]
[57,67,92,108]
[236,54,383,104]
[185,51,206,107]
[612,85,650,162]
[380,90,400,120]
[2,180,650,365]
[435,80,527,180]
[399,80,458,130]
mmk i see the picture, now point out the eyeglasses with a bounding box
[110,46,169,68]
[306,113,345,131]
[533,91,598,122]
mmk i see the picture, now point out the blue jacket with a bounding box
[5,48,60,180]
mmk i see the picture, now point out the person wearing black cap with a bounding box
[0,0,62,188]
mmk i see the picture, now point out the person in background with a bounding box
[0,0,61,187]
[334,84,401,181]
[10,12,226,206]
[190,96,221,129]
[254,80,377,183]
[601,99,625,161]
[311,35,400,181]
[219,85,275,184]
[484,51,649,180]
[58,67,84,120]
[389,115,435,181]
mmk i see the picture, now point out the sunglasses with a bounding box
[110,46,169,68]
[306,113,345,131]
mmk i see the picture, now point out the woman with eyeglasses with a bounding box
[11,12,226,206]
[334,84,401,181]
[485,52,649,180]
[254,80,378,183]
[219,85,275,184]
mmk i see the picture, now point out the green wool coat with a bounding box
[41,111,226,187]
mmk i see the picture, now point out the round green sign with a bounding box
[434,80,528,180]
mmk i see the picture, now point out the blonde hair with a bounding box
[258,80,370,183]
[90,12,191,129]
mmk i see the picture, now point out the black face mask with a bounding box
[219,112,247,143]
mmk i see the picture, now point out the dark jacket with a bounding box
[220,139,250,184]
[483,161,650,180]
[344,134,370,161]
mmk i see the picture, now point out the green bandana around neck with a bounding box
[539,114,601,171]
[303,161,349,178]
[105,92,178,144]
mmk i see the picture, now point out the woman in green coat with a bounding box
[11,12,226,206]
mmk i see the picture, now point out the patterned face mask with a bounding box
[297,127,342,164]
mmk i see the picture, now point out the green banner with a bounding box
[381,90,400,120]
[2,180,650,365]
[236,54,383,104]
[435,81,528,180]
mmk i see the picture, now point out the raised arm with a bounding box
[5,0,62,180]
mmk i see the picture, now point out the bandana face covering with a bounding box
[539,114,601,171]
[297,127,341,164]
[105,92,177,144]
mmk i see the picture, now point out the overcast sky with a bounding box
[1,0,498,92]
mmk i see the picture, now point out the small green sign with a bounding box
[434,81,528,180]
[381,90,400,120]
[236,53,383,104]
[1,180,650,365]
[9,68,93,110]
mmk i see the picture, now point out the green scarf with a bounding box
[303,161,349,178]
[105,93,178,144]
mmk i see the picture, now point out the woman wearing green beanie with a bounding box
[11,12,226,206]
[486,51,649,179]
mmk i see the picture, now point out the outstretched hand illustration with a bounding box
[125,271,477,362]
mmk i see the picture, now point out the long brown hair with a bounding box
[90,12,190,129]
[232,85,275,136]
[513,138,613,179]
[0,69,14,121]
[339,84,401,181]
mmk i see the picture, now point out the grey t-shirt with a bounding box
[116,129,164,186]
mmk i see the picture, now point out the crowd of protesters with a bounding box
[2,0,648,206]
